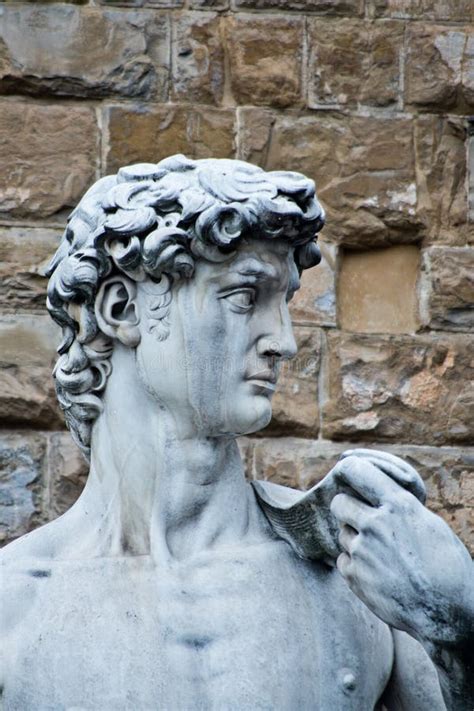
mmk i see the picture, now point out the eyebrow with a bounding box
[234,258,279,281]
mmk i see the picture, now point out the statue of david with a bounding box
[1,155,472,710]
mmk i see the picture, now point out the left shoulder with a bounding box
[251,479,340,565]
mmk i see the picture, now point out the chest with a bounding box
[4,548,393,710]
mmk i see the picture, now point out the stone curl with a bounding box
[46,154,325,457]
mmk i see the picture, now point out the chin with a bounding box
[230,395,273,436]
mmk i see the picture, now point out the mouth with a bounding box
[246,371,278,392]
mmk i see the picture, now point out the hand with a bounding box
[329,449,474,646]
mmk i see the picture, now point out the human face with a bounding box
[135,238,299,437]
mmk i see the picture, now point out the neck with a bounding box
[74,347,262,561]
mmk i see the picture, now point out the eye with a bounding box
[223,289,255,312]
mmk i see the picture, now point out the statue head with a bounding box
[47,155,324,457]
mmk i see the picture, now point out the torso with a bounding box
[1,534,393,710]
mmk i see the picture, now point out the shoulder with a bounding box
[251,479,340,564]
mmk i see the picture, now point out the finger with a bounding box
[341,449,420,483]
[336,551,352,577]
[341,450,426,504]
[334,456,402,506]
[331,493,374,532]
[339,524,358,553]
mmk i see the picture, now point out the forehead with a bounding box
[205,238,300,291]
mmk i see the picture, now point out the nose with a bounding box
[257,303,297,361]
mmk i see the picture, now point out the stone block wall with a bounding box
[0,0,473,551]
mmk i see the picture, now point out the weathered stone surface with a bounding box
[0,227,60,312]
[105,105,236,174]
[99,0,182,6]
[405,24,474,111]
[308,19,402,108]
[224,16,303,108]
[0,433,47,547]
[368,0,473,21]
[0,315,63,429]
[468,127,474,228]
[0,102,98,219]
[238,109,421,247]
[420,247,474,332]
[323,331,474,445]
[172,13,224,105]
[0,6,169,99]
[290,241,337,327]
[414,116,469,246]
[338,245,420,334]
[241,437,474,551]
[233,0,364,14]
[262,327,322,438]
[48,432,88,520]
[190,0,229,9]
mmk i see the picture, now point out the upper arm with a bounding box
[381,629,446,711]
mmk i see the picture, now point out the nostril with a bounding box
[263,341,282,359]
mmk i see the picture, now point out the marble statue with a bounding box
[0,155,473,710]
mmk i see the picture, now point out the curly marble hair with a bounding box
[46,154,325,456]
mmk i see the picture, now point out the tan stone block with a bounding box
[172,12,224,105]
[263,327,321,438]
[105,104,236,174]
[247,437,346,489]
[233,0,363,13]
[0,315,63,429]
[414,116,469,246]
[421,247,474,332]
[338,245,420,334]
[290,241,337,327]
[47,432,88,520]
[99,0,182,6]
[369,0,473,22]
[308,19,402,108]
[224,15,303,108]
[0,432,48,547]
[189,0,229,12]
[0,227,60,312]
[238,109,421,248]
[323,331,474,445]
[405,24,474,111]
[437,508,474,554]
[0,101,98,219]
[0,6,169,99]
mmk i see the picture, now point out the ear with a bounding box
[94,276,141,348]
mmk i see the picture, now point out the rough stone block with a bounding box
[338,245,420,334]
[0,433,48,547]
[0,102,98,220]
[421,247,474,332]
[405,24,474,112]
[323,331,474,445]
[368,0,473,21]
[105,105,236,174]
[190,0,229,9]
[172,12,224,105]
[0,227,60,312]
[308,19,403,108]
[48,433,88,520]
[468,125,474,227]
[263,327,322,438]
[0,6,170,99]
[232,0,364,14]
[290,241,337,327]
[238,109,421,248]
[0,315,63,429]
[224,15,303,108]
[98,0,183,6]
[415,116,469,246]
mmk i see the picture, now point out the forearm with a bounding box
[423,636,474,710]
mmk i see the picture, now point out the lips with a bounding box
[246,371,278,385]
